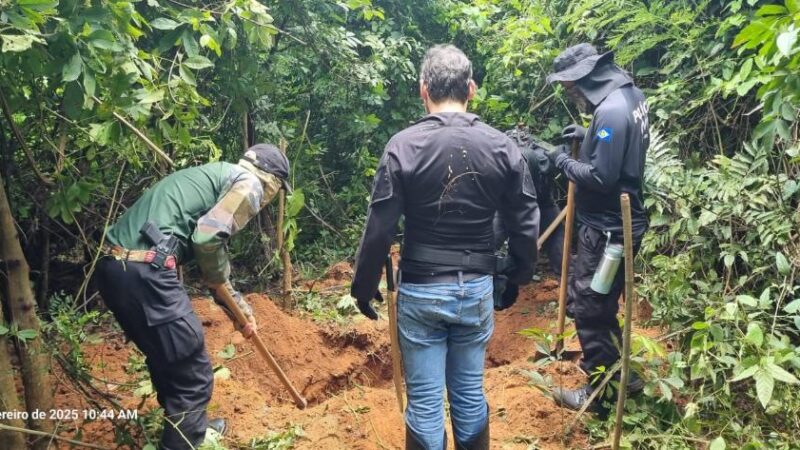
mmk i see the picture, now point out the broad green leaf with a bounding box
[732,364,759,382]
[754,369,774,408]
[151,17,180,30]
[776,252,791,275]
[16,329,37,341]
[213,366,231,380]
[709,437,726,450]
[723,254,735,268]
[756,4,788,16]
[183,55,214,70]
[0,324,8,335]
[765,362,799,384]
[784,299,800,314]
[62,53,82,82]
[286,189,305,217]
[776,28,797,57]
[1,34,41,53]
[739,58,753,80]
[134,380,153,397]
[83,70,96,97]
[142,445,157,450]
[200,34,222,56]
[17,0,58,11]
[178,65,196,86]
[182,31,199,57]
[745,323,763,347]
[737,295,758,307]
[63,82,83,119]
[136,89,164,104]
[217,344,236,360]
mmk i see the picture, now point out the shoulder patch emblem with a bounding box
[596,127,613,142]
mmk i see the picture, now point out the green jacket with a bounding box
[106,162,265,285]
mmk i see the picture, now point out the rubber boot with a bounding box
[452,417,489,450]
[208,418,227,436]
[405,426,447,450]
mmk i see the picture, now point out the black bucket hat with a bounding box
[546,43,614,84]
[243,143,292,191]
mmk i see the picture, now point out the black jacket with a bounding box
[351,112,540,302]
[554,83,650,238]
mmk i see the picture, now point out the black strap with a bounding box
[401,244,497,274]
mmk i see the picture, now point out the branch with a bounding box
[0,424,113,450]
[0,86,54,186]
[92,96,174,167]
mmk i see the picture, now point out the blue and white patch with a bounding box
[596,127,613,142]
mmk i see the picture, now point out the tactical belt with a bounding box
[103,245,177,270]
[401,244,497,274]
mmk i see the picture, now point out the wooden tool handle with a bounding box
[384,256,405,413]
[537,207,568,250]
[214,286,308,409]
[612,193,635,450]
[555,139,579,354]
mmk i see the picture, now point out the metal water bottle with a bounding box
[590,241,624,294]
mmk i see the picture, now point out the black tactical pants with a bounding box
[95,258,213,450]
[567,224,641,378]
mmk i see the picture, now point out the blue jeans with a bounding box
[398,274,494,449]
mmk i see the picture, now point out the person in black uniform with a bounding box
[544,43,650,411]
[492,125,565,310]
[350,44,539,450]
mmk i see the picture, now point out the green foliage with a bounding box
[444,0,800,447]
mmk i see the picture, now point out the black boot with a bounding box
[207,418,227,436]
[405,426,447,450]
[552,383,593,411]
[452,417,489,450]
[552,374,645,412]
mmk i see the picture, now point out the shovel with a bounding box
[553,139,581,360]
[385,256,405,414]
[213,285,308,409]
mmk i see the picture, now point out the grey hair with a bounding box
[420,44,473,103]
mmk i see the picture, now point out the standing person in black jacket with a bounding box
[492,125,565,310]
[544,43,650,412]
[350,45,539,450]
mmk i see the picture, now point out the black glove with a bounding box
[356,290,384,320]
[561,124,587,142]
[545,144,569,165]
[493,275,520,311]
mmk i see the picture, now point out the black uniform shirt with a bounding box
[351,112,540,302]
[554,84,650,237]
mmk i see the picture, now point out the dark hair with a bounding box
[420,44,473,103]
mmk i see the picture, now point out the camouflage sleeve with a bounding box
[192,171,264,286]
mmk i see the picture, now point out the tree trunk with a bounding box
[276,140,292,299]
[36,215,50,312]
[0,173,54,449]
[0,293,26,449]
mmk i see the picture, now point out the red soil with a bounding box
[54,263,664,449]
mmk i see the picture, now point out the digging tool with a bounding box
[612,193,635,450]
[554,139,579,356]
[385,256,405,413]
[537,207,567,251]
[212,285,308,409]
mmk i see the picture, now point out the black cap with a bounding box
[243,143,292,192]
[546,43,614,84]
[243,143,289,179]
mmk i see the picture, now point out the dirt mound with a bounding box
[195,293,393,441]
[58,277,629,449]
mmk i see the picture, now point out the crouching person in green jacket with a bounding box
[94,144,289,449]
